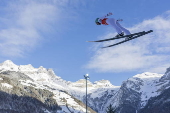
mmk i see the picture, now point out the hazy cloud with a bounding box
[0,1,57,57]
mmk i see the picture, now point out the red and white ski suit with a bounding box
[99,17,131,35]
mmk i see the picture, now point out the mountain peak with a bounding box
[133,72,163,80]
[3,60,14,64]
[0,60,57,81]
[0,60,18,71]
[1,60,16,66]
[94,80,113,87]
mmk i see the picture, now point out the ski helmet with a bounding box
[95,18,101,25]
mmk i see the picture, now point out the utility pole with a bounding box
[84,74,89,113]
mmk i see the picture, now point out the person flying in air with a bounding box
[95,13,131,39]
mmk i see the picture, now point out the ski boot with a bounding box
[115,32,124,37]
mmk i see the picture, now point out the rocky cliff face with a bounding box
[138,68,170,113]
[84,72,170,113]
[0,71,61,113]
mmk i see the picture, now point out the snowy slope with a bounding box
[127,72,163,108]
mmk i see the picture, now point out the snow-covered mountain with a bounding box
[0,60,96,113]
[87,71,170,113]
[0,60,170,113]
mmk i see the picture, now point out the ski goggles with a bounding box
[95,18,99,23]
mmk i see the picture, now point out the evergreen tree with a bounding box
[106,104,116,113]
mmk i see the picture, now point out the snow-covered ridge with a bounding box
[133,72,163,79]
[0,60,116,87]
[125,72,163,90]
[0,60,117,94]
[0,60,57,81]
[122,72,165,108]
[70,79,116,88]
[94,80,114,87]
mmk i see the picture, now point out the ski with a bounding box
[102,30,153,48]
[87,31,146,42]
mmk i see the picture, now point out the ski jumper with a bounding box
[98,16,131,35]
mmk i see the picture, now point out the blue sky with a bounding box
[0,0,170,85]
